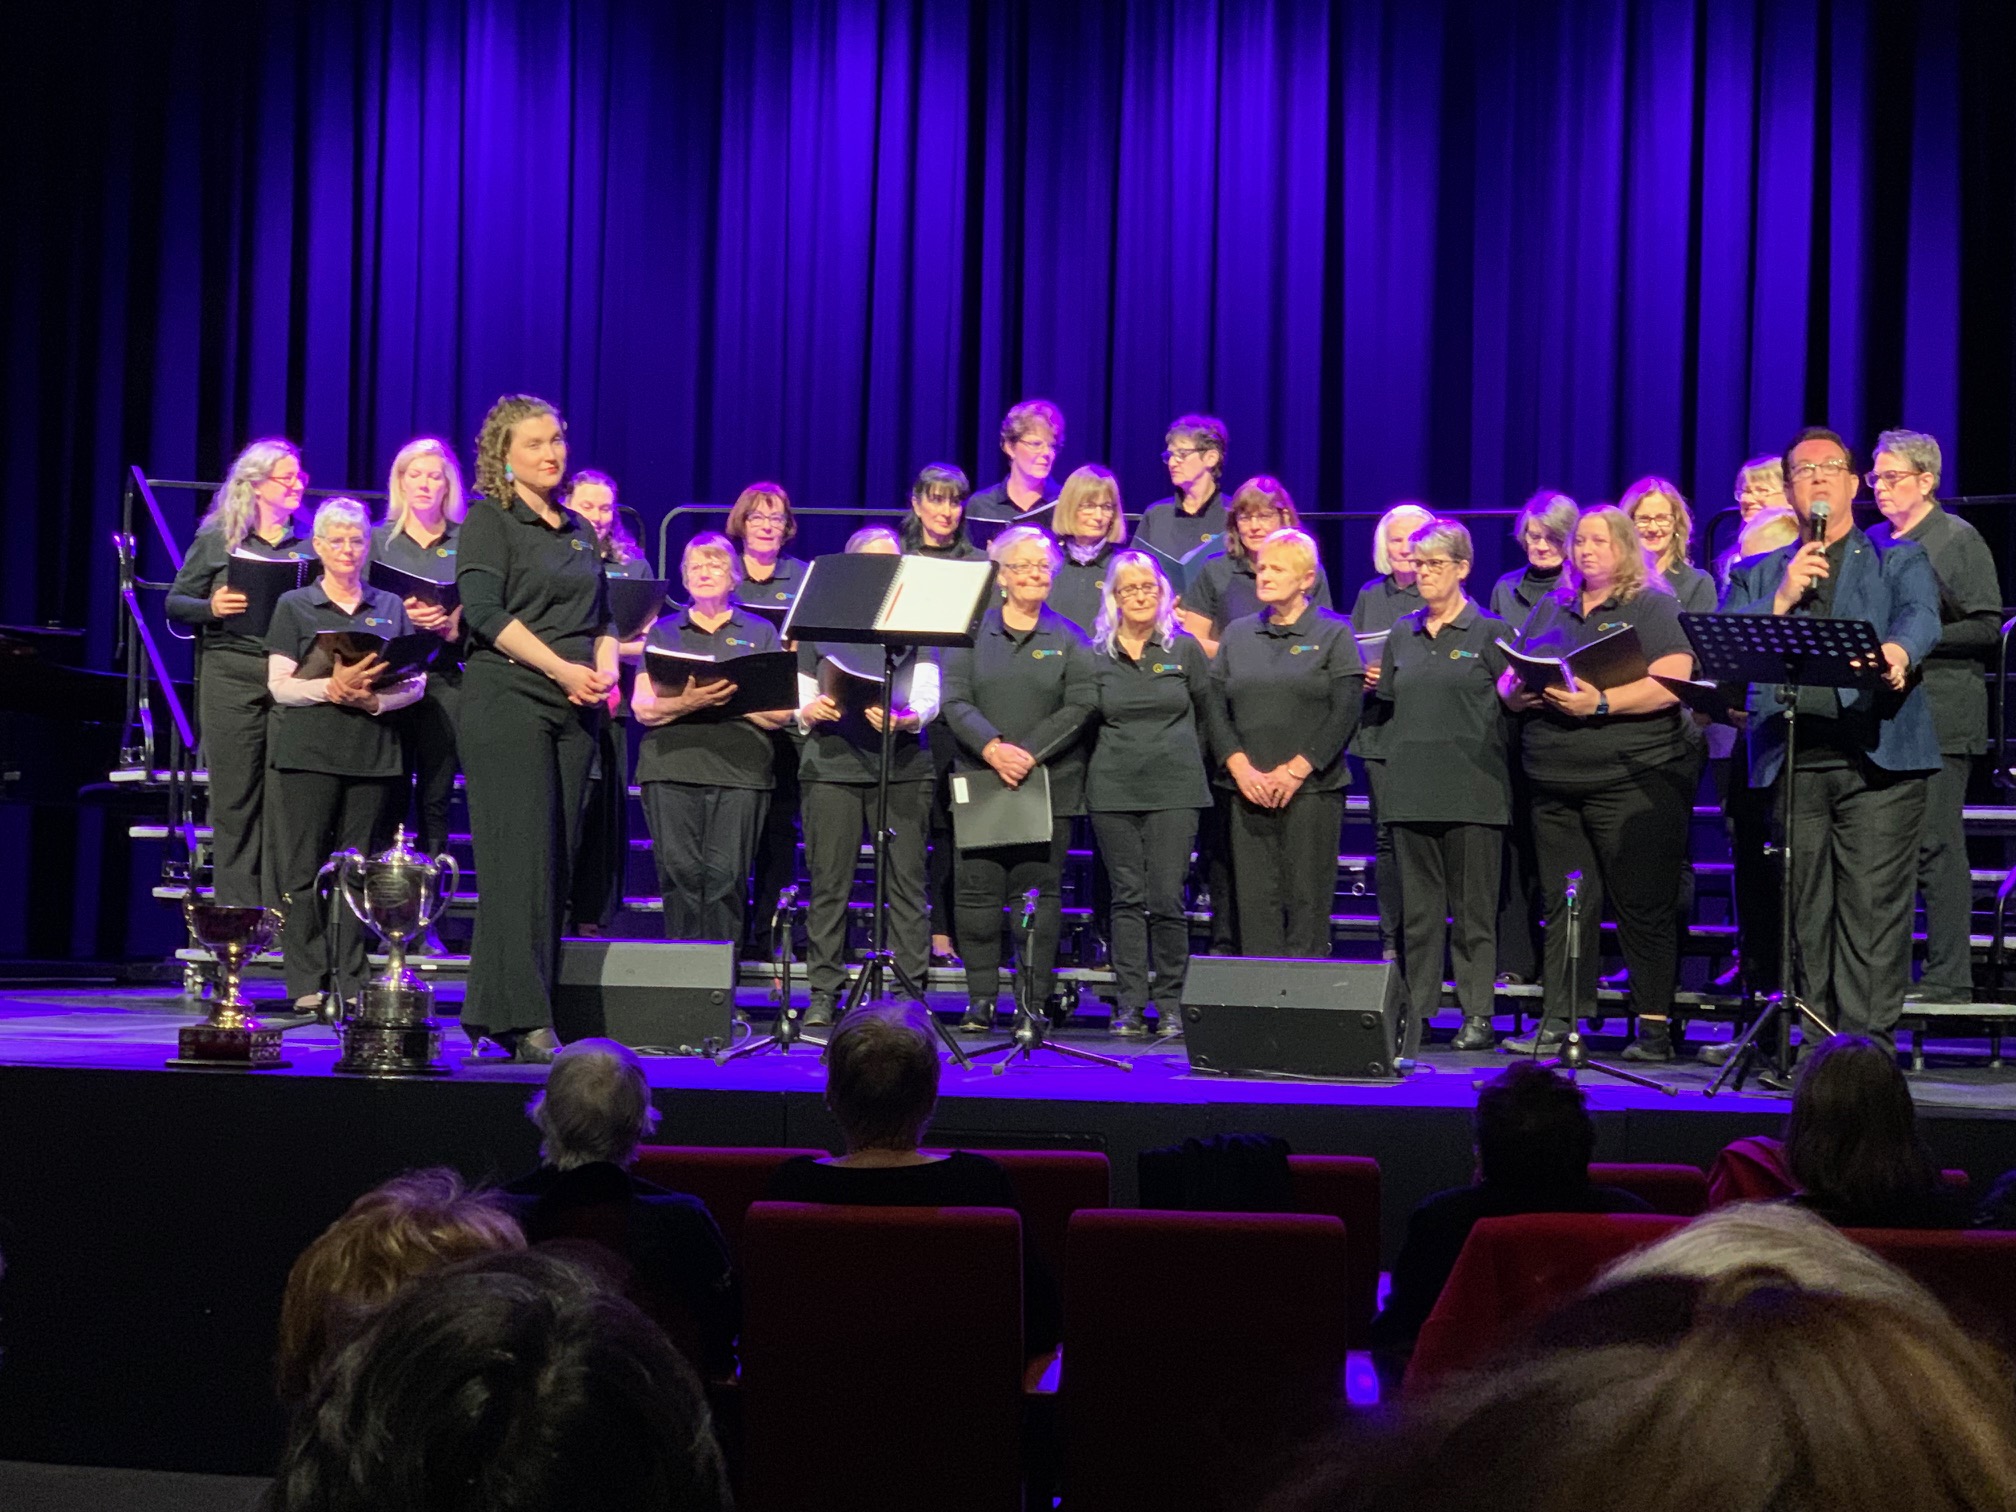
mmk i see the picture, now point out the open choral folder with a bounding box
[369,560,459,611]
[608,578,671,640]
[643,647,799,719]
[295,630,442,682]
[224,551,318,637]
[1133,536,1220,597]
[1495,624,1648,695]
[783,554,994,647]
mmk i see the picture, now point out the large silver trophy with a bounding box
[174,900,290,1069]
[332,826,458,1075]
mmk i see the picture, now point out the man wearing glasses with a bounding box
[1866,430,2002,1005]
[1724,427,1941,1059]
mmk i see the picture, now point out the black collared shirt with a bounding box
[373,519,466,673]
[456,494,611,666]
[1206,604,1364,791]
[796,642,938,785]
[604,552,656,582]
[1490,564,1563,622]
[899,517,987,561]
[941,606,1097,816]
[1086,631,1213,811]
[265,583,416,777]
[1512,585,1691,783]
[738,554,809,625]
[166,524,318,654]
[1872,505,2002,755]
[1050,543,1119,634]
[1189,553,1336,635]
[636,608,782,790]
[1137,489,1227,557]
[967,479,1060,523]
[1372,602,1512,825]
[1349,574,1425,759]
[1665,560,1718,614]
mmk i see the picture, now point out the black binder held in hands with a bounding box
[369,560,460,611]
[643,648,799,719]
[948,765,1054,851]
[295,630,441,682]
[224,551,317,637]
[783,553,995,647]
[608,578,672,640]
[1495,624,1648,695]
[1132,536,1220,596]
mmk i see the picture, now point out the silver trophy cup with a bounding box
[332,826,458,1075]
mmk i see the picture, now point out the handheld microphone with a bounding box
[1020,888,1040,926]
[1807,499,1831,544]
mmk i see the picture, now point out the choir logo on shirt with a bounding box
[1288,644,1320,655]
[571,539,586,551]
[725,636,754,648]
[1596,620,1628,632]
[1450,648,1479,660]
[1151,662,1181,674]
[1031,647,1062,659]
[362,615,389,628]
[436,546,454,558]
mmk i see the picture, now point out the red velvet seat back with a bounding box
[1589,1161,1711,1216]
[1063,1210,1349,1512]
[1285,1153,1382,1347]
[632,1145,826,1259]
[972,1149,1111,1280]
[1849,1227,2016,1355]
[740,1202,1025,1512]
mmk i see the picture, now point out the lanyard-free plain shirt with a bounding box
[1206,603,1365,791]
[1085,631,1213,811]
[166,525,318,654]
[1511,585,1691,783]
[635,608,783,790]
[1371,601,1512,826]
[941,606,1097,816]
[264,583,419,777]
[456,495,612,667]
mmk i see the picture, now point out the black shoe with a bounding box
[1109,1007,1149,1039]
[1757,1068,1795,1093]
[803,994,837,1028]
[1600,968,1630,989]
[1502,1021,1568,1054]
[1494,971,1531,987]
[509,1028,560,1064]
[1157,1005,1186,1037]
[1450,1016,1497,1051]
[958,1002,996,1034]
[1698,1039,1740,1067]
[1621,1028,1675,1063]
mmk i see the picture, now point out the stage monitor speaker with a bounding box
[554,940,736,1056]
[1180,957,1403,1081]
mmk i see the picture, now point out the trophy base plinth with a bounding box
[169,1020,291,1070]
[335,1019,449,1077]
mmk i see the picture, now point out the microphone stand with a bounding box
[968,887,1133,1072]
[719,885,822,1059]
[1534,871,1675,1093]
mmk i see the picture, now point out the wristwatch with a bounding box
[1594,692,1610,717]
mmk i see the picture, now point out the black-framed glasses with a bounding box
[1114,583,1161,599]
[1788,459,1852,481]
[1162,446,1208,462]
[1412,556,1461,572]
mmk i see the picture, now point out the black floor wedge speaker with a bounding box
[554,940,737,1056]
[1179,956,1403,1080]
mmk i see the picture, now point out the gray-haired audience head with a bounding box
[823,1001,941,1153]
[527,1038,662,1171]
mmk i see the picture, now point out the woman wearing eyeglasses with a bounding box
[1370,519,1511,1055]
[166,438,316,907]
[940,527,1097,1031]
[1085,552,1211,1037]
[1181,477,1335,656]
[968,400,1065,532]
[1047,465,1128,633]
[1136,415,1230,559]
[1623,478,1716,614]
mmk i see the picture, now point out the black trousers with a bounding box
[1090,808,1199,1012]
[802,778,932,999]
[395,674,461,858]
[1198,787,1238,954]
[1392,821,1503,1053]
[569,717,632,932]
[1528,758,1692,1026]
[1781,760,1928,1043]
[1915,753,1974,998]
[198,647,276,907]
[956,817,1071,1007]
[1227,787,1343,958]
[746,730,803,952]
[1719,753,1781,992]
[642,781,769,944]
[1495,763,1544,980]
[460,658,600,1035]
[1362,759,1403,957]
[272,769,400,1001]
[926,724,959,940]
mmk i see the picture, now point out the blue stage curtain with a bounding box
[2,0,2014,954]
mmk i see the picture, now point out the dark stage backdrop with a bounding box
[5,0,2015,958]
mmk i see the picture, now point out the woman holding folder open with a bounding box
[1493,505,1695,1057]
[166,437,316,908]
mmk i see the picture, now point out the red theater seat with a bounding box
[1063,1210,1349,1512]
[632,1145,826,1259]
[1849,1227,2016,1353]
[1589,1161,1711,1216]
[1285,1154,1383,1346]
[1404,1211,1687,1394]
[740,1202,1026,1512]
[960,1149,1111,1281]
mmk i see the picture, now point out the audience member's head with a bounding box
[1266,1205,2016,1512]
[1473,1063,1594,1189]
[274,1168,524,1404]
[269,1249,731,1512]
[824,1001,941,1153]
[1784,1033,1939,1219]
[527,1038,663,1171]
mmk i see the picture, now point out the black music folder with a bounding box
[1495,624,1648,695]
[948,765,1053,851]
[1133,536,1220,596]
[369,559,460,611]
[224,551,317,637]
[608,578,671,640]
[783,553,994,647]
[295,630,441,682]
[643,647,799,718]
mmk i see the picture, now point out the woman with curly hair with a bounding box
[455,395,618,1062]
[165,438,316,906]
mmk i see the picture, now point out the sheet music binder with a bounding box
[948,765,1054,850]
[783,553,994,647]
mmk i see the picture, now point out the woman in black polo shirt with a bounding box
[795,527,941,1025]
[941,526,1097,1031]
[966,398,1065,531]
[1207,528,1364,958]
[1494,505,1696,1058]
[1180,476,1334,656]
[265,498,427,1013]
[1086,552,1211,1037]
[1622,477,1717,613]
[900,463,984,561]
[456,394,617,1062]
[1047,465,1127,634]
[373,440,467,940]
[165,438,315,907]
[631,533,793,945]
[1371,519,1512,1055]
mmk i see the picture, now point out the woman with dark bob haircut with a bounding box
[1785,1033,1971,1229]
[267,1249,731,1512]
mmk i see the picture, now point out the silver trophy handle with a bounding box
[332,849,373,930]
[422,852,461,931]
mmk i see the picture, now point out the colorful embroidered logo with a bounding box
[1289,644,1320,655]
[726,637,752,648]
[571,539,585,551]
[1032,648,1062,659]
[1152,662,1180,674]
[1450,648,1478,660]
[436,546,454,558]
[1596,620,1626,632]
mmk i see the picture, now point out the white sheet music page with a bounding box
[877,556,992,636]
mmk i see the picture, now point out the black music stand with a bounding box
[1680,612,1885,1094]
